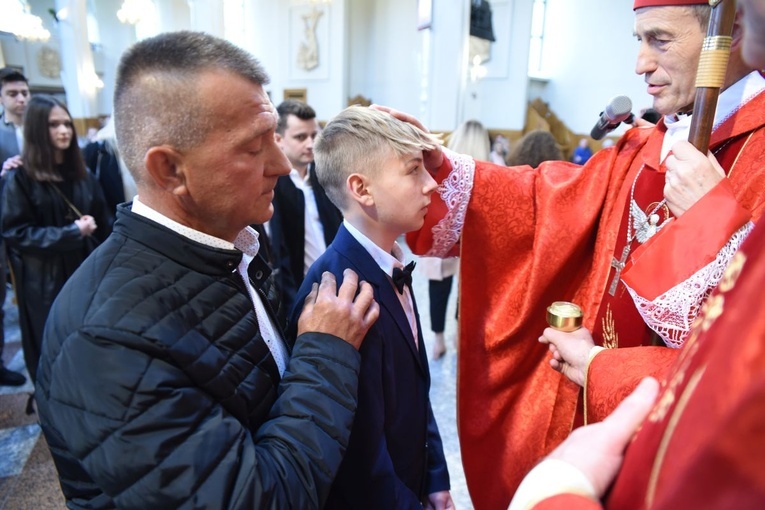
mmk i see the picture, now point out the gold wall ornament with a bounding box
[546,301,583,332]
[37,46,61,79]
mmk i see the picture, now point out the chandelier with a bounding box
[0,0,51,42]
[117,0,155,25]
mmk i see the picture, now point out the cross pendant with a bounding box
[608,244,631,296]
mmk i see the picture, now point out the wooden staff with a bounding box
[687,0,737,153]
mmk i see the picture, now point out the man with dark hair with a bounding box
[0,68,29,167]
[35,31,380,509]
[0,67,29,387]
[270,100,343,308]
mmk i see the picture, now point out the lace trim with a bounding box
[626,222,754,348]
[425,148,475,257]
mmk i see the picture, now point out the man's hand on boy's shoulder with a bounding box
[297,269,380,350]
[370,104,444,172]
[425,490,455,510]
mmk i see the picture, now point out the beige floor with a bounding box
[0,245,471,509]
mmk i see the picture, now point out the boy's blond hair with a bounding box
[314,106,442,210]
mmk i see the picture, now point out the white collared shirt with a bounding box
[131,197,289,375]
[661,71,765,161]
[289,168,327,277]
[344,220,419,348]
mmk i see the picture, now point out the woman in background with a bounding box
[2,95,111,383]
[506,129,563,168]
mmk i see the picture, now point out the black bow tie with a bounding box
[392,261,416,294]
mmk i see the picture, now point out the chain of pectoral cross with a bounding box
[608,165,668,296]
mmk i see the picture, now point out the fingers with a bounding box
[370,104,428,132]
[302,282,319,310]
[363,298,381,327]
[353,279,375,313]
[316,271,338,299]
[336,268,359,302]
[602,377,660,439]
[706,150,725,178]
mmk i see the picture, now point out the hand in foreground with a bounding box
[1,155,22,177]
[547,377,660,498]
[424,490,455,510]
[75,215,98,237]
[664,140,725,218]
[538,327,595,387]
[297,269,380,350]
[370,104,444,172]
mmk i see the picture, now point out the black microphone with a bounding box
[590,96,633,140]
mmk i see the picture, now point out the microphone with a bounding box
[590,96,633,140]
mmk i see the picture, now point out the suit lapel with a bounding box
[332,227,426,374]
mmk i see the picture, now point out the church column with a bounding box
[55,0,99,119]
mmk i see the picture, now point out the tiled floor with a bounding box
[0,245,472,509]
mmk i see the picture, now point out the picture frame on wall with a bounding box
[283,88,308,103]
[417,0,433,30]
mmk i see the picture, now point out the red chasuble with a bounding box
[407,89,765,509]
[587,90,765,422]
[534,217,765,510]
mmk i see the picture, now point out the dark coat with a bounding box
[289,225,450,509]
[35,204,362,509]
[269,163,343,291]
[82,140,126,218]
[1,167,112,381]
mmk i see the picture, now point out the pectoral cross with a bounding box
[608,244,631,296]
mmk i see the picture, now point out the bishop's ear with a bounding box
[347,173,375,207]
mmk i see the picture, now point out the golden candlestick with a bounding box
[546,301,583,332]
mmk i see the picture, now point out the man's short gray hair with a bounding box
[113,31,269,183]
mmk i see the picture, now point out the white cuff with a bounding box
[508,459,597,510]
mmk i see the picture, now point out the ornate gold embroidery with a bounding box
[718,251,747,292]
[648,341,700,423]
[601,304,618,349]
[698,294,725,332]
[646,365,707,507]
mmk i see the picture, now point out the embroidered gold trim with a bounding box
[601,304,619,349]
[646,365,707,507]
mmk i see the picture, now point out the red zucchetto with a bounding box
[634,0,709,9]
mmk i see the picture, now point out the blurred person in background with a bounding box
[506,130,564,168]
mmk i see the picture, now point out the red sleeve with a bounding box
[585,347,678,423]
[406,155,458,256]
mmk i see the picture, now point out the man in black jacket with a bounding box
[270,100,343,305]
[35,31,379,509]
[0,68,29,387]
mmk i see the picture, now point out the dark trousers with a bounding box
[428,276,453,333]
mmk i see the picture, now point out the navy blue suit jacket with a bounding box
[289,225,450,509]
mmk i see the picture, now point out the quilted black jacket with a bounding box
[35,204,361,509]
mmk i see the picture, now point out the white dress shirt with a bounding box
[289,168,327,277]
[131,197,289,375]
[344,220,419,348]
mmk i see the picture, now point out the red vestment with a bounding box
[533,217,765,510]
[407,87,765,509]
